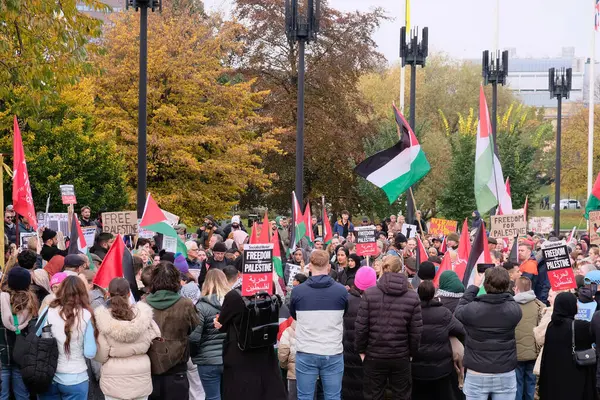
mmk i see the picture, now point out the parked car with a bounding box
[551,199,582,210]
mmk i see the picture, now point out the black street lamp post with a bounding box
[549,67,572,234]
[285,0,320,208]
[126,0,161,218]
[400,26,428,224]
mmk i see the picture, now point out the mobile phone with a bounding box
[477,263,495,274]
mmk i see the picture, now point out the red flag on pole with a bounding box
[454,219,472,281]
[93,234,125,289]
[322,205,333,245]
[249,222,258,244]
[433,251,452,287]
[257,210,270,244]
[416,235,428,266]
[12,116,37,230]
[304,202,314,244]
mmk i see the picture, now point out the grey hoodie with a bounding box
[514,290,537,305]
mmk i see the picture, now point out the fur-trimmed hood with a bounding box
[95,302,155,343]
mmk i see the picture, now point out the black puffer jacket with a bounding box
[454,285,522,374]
[342,288,364,400]
[354,272,422,360]
[338,265,361,288]
[190,294,226,365]
[412,300,465,380]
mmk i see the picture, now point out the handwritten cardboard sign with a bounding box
[241,243,274,296]
[528,217,553,234]
[490,214,527,238]
[59,184,77,205]
[543,243,576,291]
[429,218,458,236]
[101,211,138,235]
[402,223,418,238]
[354,226,379,257]
[589,211,600,246]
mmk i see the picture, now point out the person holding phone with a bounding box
[454,267,522,400]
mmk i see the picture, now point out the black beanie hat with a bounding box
[417,261,436,281]
[8,267,31,291]
[42,229,57,243]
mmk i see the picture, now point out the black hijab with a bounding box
[551,292,577,325]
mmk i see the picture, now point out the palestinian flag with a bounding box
[93,234,135,293]
[433,251,452,288]
[462,221,493,287]
[415,235,428,267]
[439,236,447,254]
[139,193,187,257]
[354,105,430,203]
[497,177,513,215]
[508,236,519,263]
[291,191,306,252]
[68,215,94,269]
[257,210,270,244]
[454,219,471,281]
[322,205,333,245]
[271,229,284,278]
[585,172,600,219]
[475,85,510,213]
[304,202,314,245]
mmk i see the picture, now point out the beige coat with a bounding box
[278,321,297,380]
[95,302,161,399]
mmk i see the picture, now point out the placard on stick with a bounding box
[60,184,77,205]
[528,217,553,234]
[401,223,418,238]
[543,243,576,291]
[589,211,600,246]
[101,211,138,235]
[429,218,458,236]
[354,226,379,257]
[490,214,527,238]
[242,243,274,296]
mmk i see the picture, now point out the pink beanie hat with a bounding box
[50,272,68,288]
[354,267,377,291]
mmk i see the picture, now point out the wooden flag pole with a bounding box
[409,187,425,237]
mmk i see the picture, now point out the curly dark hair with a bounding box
[108,278,135,321]
[17,250,37,270]
[50,276,98,355]
[150,261,181,293]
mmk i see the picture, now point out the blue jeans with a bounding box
[197,364,223,400]
[463,370,517,400]
[295,352,343,400]
[37,380,88,400]
[1,365,29,400]
[515,361,536,400]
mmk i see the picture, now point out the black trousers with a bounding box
[362,357,411,400]
[150,372,190,400]
[412,375,455,400]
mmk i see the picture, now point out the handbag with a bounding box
[572,320,596,367]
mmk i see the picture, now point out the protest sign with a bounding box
[162,236,177,253]
[59,185,77,205]
[82,227,96,248]
[137,218,155,239]
[490,214,527,238]
[429,218,458,236]
[162,209,179,227]
[402,223,418,238]
[102,211,138,235]
[354,226,379,257]
[528,217,553,234]
[19,232,37,249]
[242,243,274,296]
[543,243,576,291]
[38,213,70,233]
[589,211,600,245]
[284,263,302,288]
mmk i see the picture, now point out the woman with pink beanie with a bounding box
[342,267,377,400]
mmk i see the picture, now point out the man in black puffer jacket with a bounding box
[454,266,522,399]
[355,256,422,400]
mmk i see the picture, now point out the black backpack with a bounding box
[13,309,59,394]
[235,291,281,351]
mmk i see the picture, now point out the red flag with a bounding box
[93,234,125,289]
[249,222,258,244]
[440,235,447,254]
[454,219,471,281]
[433,251,452,287]
[323,205,333,244]
[12,116,37,230]
[416,235,428,265]
[257,210,270,244]
[304,202,314,243]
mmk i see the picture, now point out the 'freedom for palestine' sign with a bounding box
[242,243,274,296]
[542,243,576,291]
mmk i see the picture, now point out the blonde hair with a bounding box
[201,269,230,298]
[382,255,402,273]
[27,236,38,252]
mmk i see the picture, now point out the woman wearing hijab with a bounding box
[539,292,596,399]
[338,254,362,289]
[435,271,465,314]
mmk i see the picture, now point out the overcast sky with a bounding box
[204,0,598,63]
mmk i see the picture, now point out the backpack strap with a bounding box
[12,314,20,335]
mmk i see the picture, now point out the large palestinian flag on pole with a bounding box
[462,221,493,287]
[139,193,187,257]
[354,105,430,203]
[475,85,510,213]
[585,172,600,219]
[290,191,306,253]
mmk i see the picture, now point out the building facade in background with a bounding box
[76,0,124,22]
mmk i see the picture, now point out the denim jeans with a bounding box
[197,365,223,400]
[515,360,536,400]
[37,380,89,400]
[463,370,517,400]
[295,352,344,400]
[1,364,29,400]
